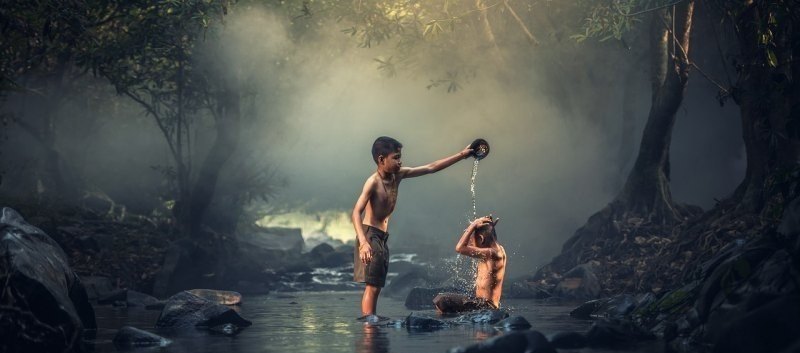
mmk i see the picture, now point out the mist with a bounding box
[0,3,745,278]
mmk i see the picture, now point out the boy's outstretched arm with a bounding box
[352,178,374,264]
[455,217,496,259]
[400,145,473,179]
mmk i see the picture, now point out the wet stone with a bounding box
[455,309,509,325]
[406,312,447,330]
[494,316,531,330]
[186,289,242,305]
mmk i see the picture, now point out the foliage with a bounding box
[275,0,556,91]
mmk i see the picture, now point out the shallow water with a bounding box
[89,292,663,353]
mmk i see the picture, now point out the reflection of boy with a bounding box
[434,216,506,313]
[352,136,473,317]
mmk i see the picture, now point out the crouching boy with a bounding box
[434,215,506,313]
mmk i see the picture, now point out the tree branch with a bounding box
[123,90,179,160]
[503,0,539,46]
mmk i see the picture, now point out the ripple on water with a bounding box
[90,292,662,353]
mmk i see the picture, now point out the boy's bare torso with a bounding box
[363,172,400,232]
[475,244,506,307]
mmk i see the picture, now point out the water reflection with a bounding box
[356,325,389,353]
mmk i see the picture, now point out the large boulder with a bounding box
[155,291,252,330]
[0,207,96,353]
[553,263,600,300]
[711,294,800,353]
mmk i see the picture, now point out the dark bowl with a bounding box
[469,138,490,160]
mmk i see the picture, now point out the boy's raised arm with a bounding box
[455,217,496,259]
[400,145,473,179]
[352,177,374,264]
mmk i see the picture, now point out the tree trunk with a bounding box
[614,2,695,225]
[187,84,241,237]
[730,2,800,214]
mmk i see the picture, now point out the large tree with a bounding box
[91,0,241,236]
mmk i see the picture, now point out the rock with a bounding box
[454,309,510,325]
[405,287,458,309]
[383,268,435,300]
[505,279,552,299]
[186,289,242,305]
[240,227,304,253]
[549,331,587,349]
[695,245,775,322]
[0,207,96,353]
[80,276,115,300]
[553,263,600,300]
[405,312,447,330]
[209,323,241,336]
[712,295,800,353]
[113,326,170,348]
[449,330,556,353]
[97,289,127,305]
[146,301,167,310]
[493,316,531,330]
[586,319,655,348]
[319,249,352,268]
[309,243,335,257]
[155,291,252,330]
[98,289,160,307]
[570,294,636,319]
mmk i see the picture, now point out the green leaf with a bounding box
[767,50,778,67]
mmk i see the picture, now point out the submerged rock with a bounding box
[494,316,531,330]
[454,309,509,325]
[155,291,252,330]
[0,207,96,353]
[113,326,171,348]
[449,330,555,353]
[406,312,447,330]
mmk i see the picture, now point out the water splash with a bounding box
[470,159,480,219]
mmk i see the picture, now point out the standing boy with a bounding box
[433,215,506,313]
[353,136,473,317]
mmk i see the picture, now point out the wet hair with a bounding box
[476,223,497,243]
[372,136,403,164]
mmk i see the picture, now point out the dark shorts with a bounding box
[433,293,498,313]
[353,225,390,287]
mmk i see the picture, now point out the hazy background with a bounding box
[0,4,744,277]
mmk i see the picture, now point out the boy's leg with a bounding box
[361,284,381,315]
